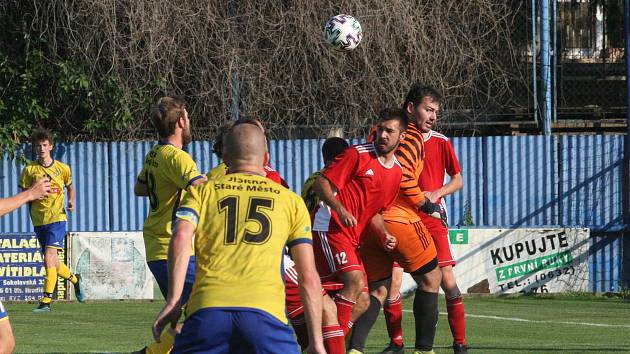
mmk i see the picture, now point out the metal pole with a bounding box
[541,0,552,135]
[231,67,240,121]
[229,0,240,121]
[532,0,539,127]
[624,0,630,227]
[553,0,557,123]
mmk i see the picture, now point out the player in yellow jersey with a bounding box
[153,123,325,354]
[302,137,349,214]
[19,129,85,312]
[133,96,206,354]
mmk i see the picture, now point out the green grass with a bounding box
[6,295,630,353]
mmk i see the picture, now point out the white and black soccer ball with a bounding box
[323,14,363,51]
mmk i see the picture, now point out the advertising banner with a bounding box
[0,233,67,301]
[400,228,590,295]
[69,232,153,300]
[450,228,590,294]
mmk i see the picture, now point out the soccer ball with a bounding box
[323,14,363,51]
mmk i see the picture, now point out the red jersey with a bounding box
[264,164,290,188]
[312,143,402,243]
[369,122,427,223]
[418,130,461,203]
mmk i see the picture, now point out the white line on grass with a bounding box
[402,310,630,328]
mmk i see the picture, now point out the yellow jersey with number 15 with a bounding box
[175,172,312,324]
[137,142,204,261]
[19,160,72,227]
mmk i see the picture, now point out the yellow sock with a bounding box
[145,329,175,354]
[57,263,78,284]
[42,267,57,303]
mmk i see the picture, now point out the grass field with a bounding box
[7,295,630,353]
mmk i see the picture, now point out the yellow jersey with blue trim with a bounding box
[137,142,204,261]
[19,160,72,226]
[175,172,312,323]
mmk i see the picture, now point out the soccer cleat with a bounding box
[347,350,364,354]
[74,273,86,303]
[32,302,51,313]
[380,342,404,354]
[453,343,469,354]
[412,351,436,354]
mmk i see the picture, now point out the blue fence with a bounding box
[1,135,627,290]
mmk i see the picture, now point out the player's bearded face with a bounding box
[375,120,403,154]
[409,96,440,133]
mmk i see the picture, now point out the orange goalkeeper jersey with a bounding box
[369,121,426,223]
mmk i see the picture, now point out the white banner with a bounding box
[69,232,154,300]
[401,228,590,295]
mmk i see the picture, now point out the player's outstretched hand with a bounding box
[67,200,75,212]
[152,301,182,342]
[383,233,397,251]
[419,200,448,227]
[29,178,51,201]
[337,207,357,228]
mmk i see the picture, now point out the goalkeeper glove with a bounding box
[419,200,448,227]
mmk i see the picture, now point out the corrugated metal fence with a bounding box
[1,135,627,290]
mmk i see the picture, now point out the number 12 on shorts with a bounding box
[335,252,348,265]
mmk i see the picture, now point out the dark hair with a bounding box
[378,107,408,131]
[213,120,235,158]
[322,137,349,164]
[151,96,187,138]
[402,83,442,110]
[31,128,54,146]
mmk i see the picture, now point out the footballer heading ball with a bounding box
[323,14,363,51]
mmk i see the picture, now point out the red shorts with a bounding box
[285,266,327,319]
[419,213,456,267]
[313,230,364,282]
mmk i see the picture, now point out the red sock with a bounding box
[446,295,466,345]
[384,294,404,346]
[323,324,345,354]
[290,317,309,350]
[334,293,356,335]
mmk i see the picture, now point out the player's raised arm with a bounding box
[313,175,357,228]
[290,242,325,354]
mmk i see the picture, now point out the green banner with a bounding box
[495,251,573,281]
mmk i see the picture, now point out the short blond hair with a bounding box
[151,96,187,138]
